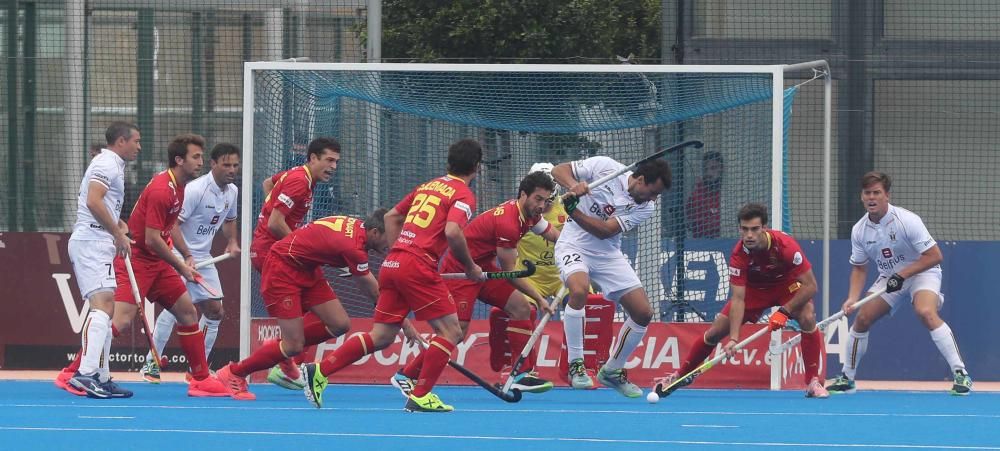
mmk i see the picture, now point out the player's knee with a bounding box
[326,318,350,338]
[852,314,873,332]
[914,305,940,326]
[630,309,653,326]
[280,337,305,356]
[172,305,199,326]
[506,298,532,320]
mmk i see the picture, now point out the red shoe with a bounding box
[187,374,231,398]
[216,363,256,401]
[54,369,85,396]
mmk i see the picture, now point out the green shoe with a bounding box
[511,371,554,394]
[596,365,643,398]
[404,392,454,413]
[826,373,856,394]
[141,361,161,384]
[951,369,972,396]
[568,358,594,389]
[301,363,328,408]
[268,364,306,390]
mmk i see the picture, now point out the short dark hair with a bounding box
[211,143,241,162]
[703,150,722,166]
[633,159,672,189]
[89,142,104,156]
[105,121,139,146]
[861,171,891,192]
[447,138,483,176]
[518,171,556,198]
[737,203,769,225]
[167,134,206,167]
[364,207,389,232]
[307,137,341,160]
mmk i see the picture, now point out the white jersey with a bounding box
[849,203,941,277]
[70,149,126,242]
[559,156,656,255]
[178,173,238,259]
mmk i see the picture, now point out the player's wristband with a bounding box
[777,306,791,317]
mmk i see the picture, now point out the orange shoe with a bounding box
[54,369,85,396]
[187,374,231,398]
[216,363,256,401]
[279,358,302,380]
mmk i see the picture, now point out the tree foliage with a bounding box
[381,0,662,63]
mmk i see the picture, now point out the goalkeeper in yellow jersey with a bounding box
[489,163,569,372]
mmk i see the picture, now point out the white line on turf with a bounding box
[681,425,740,428]
[3,404,999,419]
[78,416,134,419]
[1,426,998,449]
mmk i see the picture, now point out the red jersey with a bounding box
[390,174,476,265]
[251,166,316,257]
[269,215,371,275]
[128,169,184,258]
[685,179,721,238]
[728,230,811,289]
[441,199,550,271]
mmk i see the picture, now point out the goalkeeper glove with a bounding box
[563,194,579,215]
[886,273,905,293]
[768,307,791,331]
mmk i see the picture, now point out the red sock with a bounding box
[231,339,287,378]
[401,350,425,379]
[111,325,121,337]
[304,318,334,346]
[801,328,824,383]
[177,324,210,380]
[319,333,373,377]
[507,319,535,373]
[412,337,455,398]
[679,335,716,375]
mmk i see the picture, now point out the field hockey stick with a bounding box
[500,286,568,395]
[563,140,704,201]
[194,252,234,269]
[770,288,887,356]
[653,324,772,398]
[417,339,522,403]
[441,260,536,280]
[124,254,163,373]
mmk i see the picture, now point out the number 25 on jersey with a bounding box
[405,193,441,228]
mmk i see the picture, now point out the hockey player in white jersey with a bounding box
[58,122,141,398]
[827,171,972,395]
[141,143,241,383]
[551,155,672,398]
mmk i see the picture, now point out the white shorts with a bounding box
[869,271,944,315]
[68,239,117,300]
[174,251,224,302]
[554,241,642,301]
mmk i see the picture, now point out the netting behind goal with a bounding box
[244,65,809,328]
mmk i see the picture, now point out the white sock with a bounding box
[563,305,586,362]
[79,310,111,376]
[98,327,112,383]
[604,317,646,371]
[929,322,966,373]
[148,310,177,362]
[200,316,221,360]
[842,328,869,380]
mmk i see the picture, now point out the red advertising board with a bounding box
[251,318,820,390]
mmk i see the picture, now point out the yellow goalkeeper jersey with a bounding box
[516,198,568,298]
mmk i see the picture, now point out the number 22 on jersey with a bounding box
[405,193,442,228]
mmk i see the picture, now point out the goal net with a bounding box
[240,63,832,373]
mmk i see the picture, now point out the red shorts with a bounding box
[113,253,188,309]
[445,264,516,322]
[261,254,337,319]
[721,281,806,323]
[373,251,456,324]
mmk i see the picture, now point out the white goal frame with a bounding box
[240,61,832,391]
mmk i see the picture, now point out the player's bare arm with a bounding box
[540,224,561,242]
[382,207,405,244]
[222,219,241,256]
[497,246,552,314]
[261,177,274,195]
[87,181,131,256]
[551,162,590,197]
[267,208,293,239]
[843,264,869,314]
[444,221,483,281]
[145,226,199,282]
[567,208,623,240]
[355,272,380,304]
[170,223,195,269]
